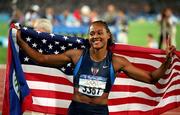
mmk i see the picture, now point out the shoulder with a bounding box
[65,49,84,64]
[112,53,129,63]
[65,49,83,57]
[112,53,131,72]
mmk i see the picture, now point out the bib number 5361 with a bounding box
[79,86,103,96]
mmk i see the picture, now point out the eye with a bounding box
[98,31,103,35]
[89,32,94,36]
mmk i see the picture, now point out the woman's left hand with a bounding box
[166,37,176,59]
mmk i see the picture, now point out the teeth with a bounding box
[93,39,100,42]
[94,41,100,43]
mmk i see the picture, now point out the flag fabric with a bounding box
[4,26,180,115]
[109,45,180,115]
[2,28,32,115]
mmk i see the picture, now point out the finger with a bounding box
[169,46,176,57]
[16,30,21,39]
[166,35,171,48]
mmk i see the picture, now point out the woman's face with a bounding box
[88,23,110,50]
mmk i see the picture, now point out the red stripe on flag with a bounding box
[108,97,158,106]
[2,34,12,115]
[30,90,72,100]
[25,73,73,86]
[28,104,68,115]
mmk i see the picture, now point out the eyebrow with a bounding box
[90,29,104,32]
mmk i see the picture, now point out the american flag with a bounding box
[5,26,180,115]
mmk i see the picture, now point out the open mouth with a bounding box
[93,40,101,44]
[91,39,104,49]
[92,38,102,44]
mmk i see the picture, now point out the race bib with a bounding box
[78,74,107,97]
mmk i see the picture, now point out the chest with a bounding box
[79,58,110,77]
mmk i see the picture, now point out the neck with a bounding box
[90,48,108,62]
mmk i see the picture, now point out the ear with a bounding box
[107,32,111,40]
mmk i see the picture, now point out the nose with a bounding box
[93,33,99,39]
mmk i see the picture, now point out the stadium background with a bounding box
[0,0,180,114]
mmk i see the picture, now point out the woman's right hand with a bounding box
[16,29,23,45]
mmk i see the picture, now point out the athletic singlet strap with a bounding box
[110,63,115,85]
[73,55,83,76]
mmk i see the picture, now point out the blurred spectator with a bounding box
[103,4,117,26]
[157,8,178,49]
[80,5,91,25]
[73,8,82,23]
[90,9,100,22]
[33,18,53,33]
[146,33,158,48]
[103,4,118,41]
[43,7,59,26]
[59,9,80,27]
[116,10,128,44]
[24,4,40,27]
[143,3,156,16]
[10,8,24,25]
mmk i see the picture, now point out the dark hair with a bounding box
[161,7,172,18]
[89,20,115,48]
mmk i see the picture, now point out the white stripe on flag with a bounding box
[109,92,161,101]
[32,97,71,108]
[23,64,180,95]
[22,64,73,82]
[108,95,180,112]
[108,103,153,112]
[159,69,180,84]
[114,77,180,94]
[156,95,180,108]
[114,53,162,68]
[109,83,180,99]
[27,81,73,93]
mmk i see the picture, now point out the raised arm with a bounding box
[16,30,82,67]
[150,37,176,82]
[113,55,155,83]
[113,39,175,84]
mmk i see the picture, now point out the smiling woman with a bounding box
[15,20,176,115]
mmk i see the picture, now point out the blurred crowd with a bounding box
[0,0,179,49]
[10,3,129,44]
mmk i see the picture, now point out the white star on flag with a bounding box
[50,33,55,38]
[68,43,73,46]
[76,39,81,43]
[54,50,59,54]
[55,41,59,45]
[32,43,37,48]
[42,39,47,44]
[48,44,53,49]
[63,36,69,40]
[38,49,43,53]
[24,57,29,62]
[60,46,66,50]
[26,37,31,42]
[23,27,28,30]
